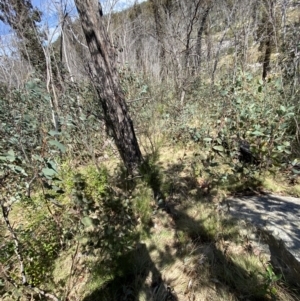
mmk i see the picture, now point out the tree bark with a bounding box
[150,0,166,79]
[196,5,211,72]
[262,0,275,80]
[74,0,143,175]
[262,38,272,80]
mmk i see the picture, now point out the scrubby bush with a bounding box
[182,72,296,186]
[217,74,291,154]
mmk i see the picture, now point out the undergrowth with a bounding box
[2,71,300,301]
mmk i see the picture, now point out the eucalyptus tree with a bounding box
[0,0,65,133]
[0,0,46,75]
[74,0,143,175]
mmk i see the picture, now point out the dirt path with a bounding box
[224,194,300,287]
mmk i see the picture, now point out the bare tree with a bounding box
[149,0,167,79]
[195,1,212,74]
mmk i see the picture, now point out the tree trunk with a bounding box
[74,0,143,175]
[184,0,202,75]
[150,0,166,79]
[196,5,211,72]
[262,38,272,80]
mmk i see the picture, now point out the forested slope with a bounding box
[0,0,300,300]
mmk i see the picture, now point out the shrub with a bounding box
[189,72,295,184]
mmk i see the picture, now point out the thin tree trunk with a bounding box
[212,1,238,84]
[150,0,166,80]
[74,0,143,175]
[262,38,272,80]
[184,0,202,75]
[261,0,276,80]
[196,6,211,73]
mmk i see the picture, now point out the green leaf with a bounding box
[79,114,86,121]
[213,145,224,152]
[48,130,61,136]
[276,145,284,151]
[26,80,37,90]
[280,105,286,112]
[49,140,66,153]
[42,168,57,177]
[220,90,228,96]
[270,287,277,295]
[81,217,94,227]
[14,165,27,175]
[32,154,43,162]
[6,150,15,162]
[44,95,51,102]
[47,160,58,172]
[272,274,282,282]
[266,265,274,276]
[251,131,264,136]
[140,85,148,94]
[78,236,89,245]
[203,137,212,142]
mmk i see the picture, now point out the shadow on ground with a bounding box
[83,242,178,301]
[81,157,300,301]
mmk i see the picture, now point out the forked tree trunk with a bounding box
[74,0,143,174]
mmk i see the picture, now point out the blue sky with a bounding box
[0,0,146,36]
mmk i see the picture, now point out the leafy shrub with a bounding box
[19,219,61,286]
[189,72,295,184]
[225,74,292,160]
[55,164,139,274]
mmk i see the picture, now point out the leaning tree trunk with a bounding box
[74,0,143,175]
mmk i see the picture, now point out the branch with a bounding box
[1,202,61,301]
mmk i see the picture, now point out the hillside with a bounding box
[0,0,300,300]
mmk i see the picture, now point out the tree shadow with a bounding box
[156,160,300,300]
[81,156,300,301]
[82,242,178,301]
[81,160,178,301]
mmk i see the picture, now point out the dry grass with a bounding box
[2,145,300,301]
[69,146,300,301]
